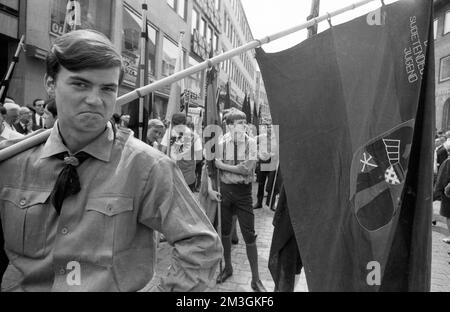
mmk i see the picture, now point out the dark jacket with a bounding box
[434,157,450,205]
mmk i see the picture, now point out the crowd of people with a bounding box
[0,29,282,292]
[0,97,57,141]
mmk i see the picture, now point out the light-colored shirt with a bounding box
[0,122,221,292]
[218,132,257,185]
[257,132,279,172]
[0,123,24,141]
[34,113,44,128]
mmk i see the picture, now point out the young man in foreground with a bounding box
[0,30,222,292]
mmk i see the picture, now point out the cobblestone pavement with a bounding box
[149,186,450,292]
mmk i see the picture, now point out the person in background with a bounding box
[112,113,121,128]
[146,119,165,150]
[43,99,57,129]
[434,157,450,248]
[214,108,267,292]
[120,114,130,128]
[2,102,20,132]
[0,106,23,141]
[31,99,46,129]
[161,113,203,192]
[15,107,35,135]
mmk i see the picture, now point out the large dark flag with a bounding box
[257,0,434,291]
[224,81,231,110]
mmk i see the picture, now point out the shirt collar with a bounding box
[40,121,114,162]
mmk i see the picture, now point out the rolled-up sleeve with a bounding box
[138,156,222,292]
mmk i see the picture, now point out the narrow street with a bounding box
[149,186,450,292]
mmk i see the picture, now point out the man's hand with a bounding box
[215,159,224,170]
[208,190,222,202]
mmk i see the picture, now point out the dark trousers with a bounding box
[266,170,281,206]
[256,169,270,204]
[221,183,256,244]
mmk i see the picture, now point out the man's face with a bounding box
[19,110,30,124]
[147,126,164,143]
[34,100,45,115]
[46,66,120,136]
[230,119,247,141]
[6,109,19,124]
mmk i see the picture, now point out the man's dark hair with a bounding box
[0,106,6,116]
[33,99,44,106]
[44,99,57,118]
[46,29,124,84]
[224,108,246,125]
[172,113,187,126]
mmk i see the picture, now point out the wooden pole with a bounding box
[0,0,378,162]
[138,0,149,141]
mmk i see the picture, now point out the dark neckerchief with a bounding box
[50,151,90,215]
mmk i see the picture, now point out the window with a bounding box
[445,11,450,35]
[121,7,157,85]
[200,18,206,37]
[50,0,112,37]
[187,57,202,95]
[207,26,213,46]
[191,9,198,34]
[440,55,450,83]
[162,37,180,77]
[213,33,219,51]
[167,0,185,19]
[214,0,220,11]
[177,0,185,19]
[434,19,438,40]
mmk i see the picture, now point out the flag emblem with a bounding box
[360,152,378,172]
[384,166,401,185]
[350,120,414,232]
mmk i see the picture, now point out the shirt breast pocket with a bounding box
[84,196,135,258]
[0,187,52,258]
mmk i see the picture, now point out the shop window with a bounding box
[50,0,112,37]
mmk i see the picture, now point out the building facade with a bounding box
[434,0,450,132]
[0,0,271,124]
